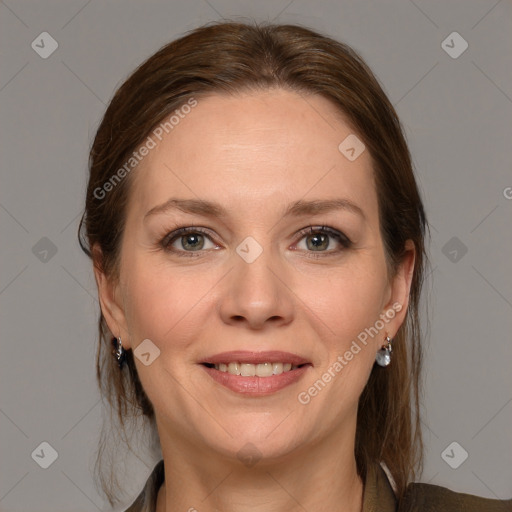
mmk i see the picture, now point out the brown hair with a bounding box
[79,20,428,506]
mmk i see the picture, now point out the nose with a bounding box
[218,245,295,330]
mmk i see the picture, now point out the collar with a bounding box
[362,462,398,512]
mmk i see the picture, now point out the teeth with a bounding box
[257,362,273,377]
[213,362,300,377]
[272,362,283,375]
[240,363,255,377]
[228,362,241,375]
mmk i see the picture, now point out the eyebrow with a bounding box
[143,197,365,222]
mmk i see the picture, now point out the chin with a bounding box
[196,420,307,466]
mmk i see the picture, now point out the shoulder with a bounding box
[399,482,512,512]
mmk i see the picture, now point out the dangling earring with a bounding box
[375,335,393,367]
[112,336,126,369]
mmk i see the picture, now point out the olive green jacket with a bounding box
[125,459,512,511]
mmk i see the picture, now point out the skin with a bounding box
[94,89,415,512]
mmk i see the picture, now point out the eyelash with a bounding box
[159,225,352,259]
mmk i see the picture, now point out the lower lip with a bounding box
[201,364,311,396]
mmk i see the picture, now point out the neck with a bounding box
[155,426,364,512]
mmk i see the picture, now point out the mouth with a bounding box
[199,351,312,396]
[202,361,306,376]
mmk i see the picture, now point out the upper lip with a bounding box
[200,351,311,366]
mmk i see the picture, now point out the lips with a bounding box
[200,350,310,366]
[199,351,312,396]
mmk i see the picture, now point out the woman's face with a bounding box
[96,89,414,463]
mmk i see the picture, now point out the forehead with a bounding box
[128,89,377,223]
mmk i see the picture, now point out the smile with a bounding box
[208,362,300,377]
[200,351,312,395]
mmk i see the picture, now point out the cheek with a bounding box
[121,253,216,353]
[294,265,388,429]
[303,265,388,399]
[302,257,389,344]
[123,263,169,342]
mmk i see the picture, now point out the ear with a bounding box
[92,244,132,349]
[381,239,416,338]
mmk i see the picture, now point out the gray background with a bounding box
[1,0,511,510]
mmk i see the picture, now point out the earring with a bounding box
[112,336,126,369]
[375,335,393,367]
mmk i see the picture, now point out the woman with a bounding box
[78,21,511,512]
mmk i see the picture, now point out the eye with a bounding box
[161,227,218,256]
[294,226,352,255]
[159,225,352,258]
